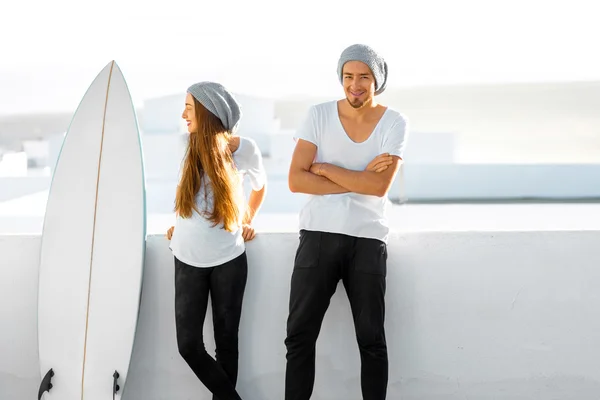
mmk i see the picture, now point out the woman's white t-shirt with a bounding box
[169,136,266,268]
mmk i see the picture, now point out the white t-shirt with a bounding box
[294,100,408,244]
[169,136,266,267]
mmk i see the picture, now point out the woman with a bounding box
[166,81,267,400]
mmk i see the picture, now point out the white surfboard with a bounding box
[37,61,146,400]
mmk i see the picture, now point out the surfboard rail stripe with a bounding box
[80,60,115,399]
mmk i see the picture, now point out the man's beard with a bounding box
[346,94,368,109]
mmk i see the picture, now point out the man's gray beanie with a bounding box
[187,81,242,132]
[337,44,388,95]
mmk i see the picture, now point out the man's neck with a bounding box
[339,98,380,122]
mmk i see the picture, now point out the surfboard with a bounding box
[37,60,146,400]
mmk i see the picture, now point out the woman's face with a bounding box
[181,93,197,134]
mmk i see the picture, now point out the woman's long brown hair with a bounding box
[174,98,242,232]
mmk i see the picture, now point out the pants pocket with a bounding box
[293,230,321,269]
[353,238,387,276]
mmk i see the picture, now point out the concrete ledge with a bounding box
[391,164,600,201]
[3,231,600,399]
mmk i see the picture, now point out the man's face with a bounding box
[342,61,376,109]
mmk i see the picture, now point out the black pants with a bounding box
[174,253,248,400]
[285,230,388,400]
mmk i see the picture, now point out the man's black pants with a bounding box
[284,230,388,400]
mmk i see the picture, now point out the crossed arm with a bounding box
[288,139,402,198]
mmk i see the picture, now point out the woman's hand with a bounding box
[242,224,256,242]
[166,226,174,240]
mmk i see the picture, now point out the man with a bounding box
[285,43,409,400]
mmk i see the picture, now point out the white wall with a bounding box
[389,164,600,201]
[234,94,278,136]
[47,133,65,174]
[3,231,600,400]
[0,152,28,177]
[402,132,456,164]
[140,134,186,181]
[0,176,50,202]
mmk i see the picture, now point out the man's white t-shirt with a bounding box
[294,100,408,244]
[169,136,266,268]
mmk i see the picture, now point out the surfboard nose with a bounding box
[101,60,116,71]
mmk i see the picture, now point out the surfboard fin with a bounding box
[37,368,54,400]
[113,370,120,400]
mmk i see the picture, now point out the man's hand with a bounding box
[317,155,402,197]
[242,224,256,242]
[365,153,393,173]
[166,226,174,240]
[288,139,348,195]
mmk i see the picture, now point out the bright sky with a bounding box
[0,0,598,115]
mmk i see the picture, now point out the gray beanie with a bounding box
[187,81,242,132]
[337,44,388,95]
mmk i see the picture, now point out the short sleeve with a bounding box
[243,139,267,191]
[382,115,409,159]
[293,106,319,146]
